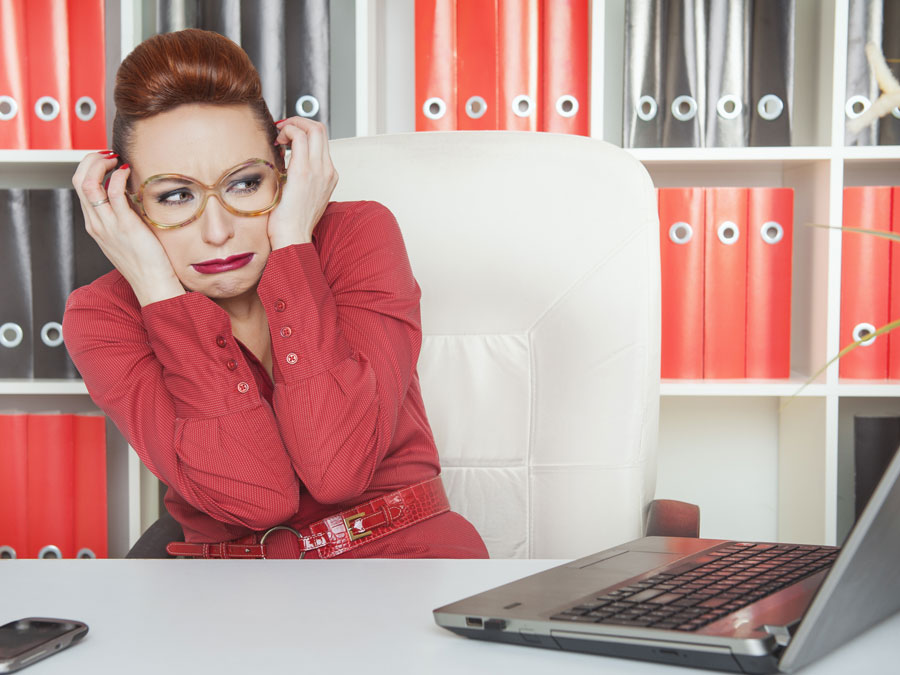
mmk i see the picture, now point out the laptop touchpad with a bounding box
[578,550,681,574]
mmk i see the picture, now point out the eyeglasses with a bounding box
[127,158,287,229]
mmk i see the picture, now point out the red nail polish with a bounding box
[121,163,130,170]
[275,118,287,124]
[104,177,110,190]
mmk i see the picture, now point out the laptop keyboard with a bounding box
[550,542,839,632]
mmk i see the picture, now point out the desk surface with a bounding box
[1,559,897,674]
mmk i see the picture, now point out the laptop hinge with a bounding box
[762,624,792,648]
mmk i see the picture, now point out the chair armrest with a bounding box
[645,499,700,538]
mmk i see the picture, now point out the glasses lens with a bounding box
[141,162,280,227]
[143,177,203,226]
[220,163,279,215]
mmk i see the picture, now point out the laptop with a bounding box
[433,446,900,673]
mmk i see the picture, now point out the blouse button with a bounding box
[274,299,286,312]
[280,326,292,338]
[286,352,299,365]
[237,381,250,394]
[226,359,237,371]
[216,336,227,348]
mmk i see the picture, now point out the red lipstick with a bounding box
[192,253,254,274]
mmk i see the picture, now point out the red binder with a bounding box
[840,186,891,379]
[67,0,106,149]
[26,414,75,558]
[24,0,71,149]
[746,188,794,378]
[890,187,900,380]
[74,414,107,558]
[456,0,498,130]
[541,0,590,136]
[0,414,28,559]
[0,0,29,148]
[704,188,749,379]
[415,0,457,131]
[658,187,705,379]
[498,0,540,131]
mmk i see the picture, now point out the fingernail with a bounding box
[275,118,287,124]
[121,163,130,170]
[105,153,119,158]
[273,140,281,146]
[104,177,110,190]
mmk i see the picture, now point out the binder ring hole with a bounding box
[893,106,900,120]
[0,96,17,121]
[717,221,740,245]
[75,96,97,121]
[423,97,446,120]
[637,95,658,121]
[845,95,871,119]
[853,322,877,346]
[35,96,61,121]
[512,95,534,118]
[466,96,487,119]
[669,221,693,245]
[0,545,15,559]
[41,321,64,348]
[761,221,784,244]
[716,95,742,120]
[758,94,784,121]
[556,95,579,118]
[0,322,24,348]
[671,95,697,121]
[38,545,62,559]
[296,95,320,118]
[76,548,97,559]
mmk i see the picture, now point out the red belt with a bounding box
[165,476,450,559]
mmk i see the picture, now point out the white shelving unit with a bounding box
[3,0,898,555]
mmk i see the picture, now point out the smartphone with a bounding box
[0,618,88,673]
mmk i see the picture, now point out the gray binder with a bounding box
[199,0,241,42]
[705,0,751,147]
[71,190,114,291]
[29,189,78,379]
[879,1,900,145]
[0,189,33,378]
[662,0,706,147]
[623,0,666,148]
[241,0,287,120]
[845,0,883,145]
[156,0,198,33]
[749,0,795,146]
[285,0,330,131]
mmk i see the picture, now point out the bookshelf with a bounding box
[2,0,897,555]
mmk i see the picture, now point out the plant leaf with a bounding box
[806,222,900,242]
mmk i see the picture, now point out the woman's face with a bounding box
[128,103,276,301]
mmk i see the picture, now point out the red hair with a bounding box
[111,29,281,170]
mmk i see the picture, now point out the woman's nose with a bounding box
[199,195,235,245]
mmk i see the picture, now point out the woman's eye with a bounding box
[227,176,262,194]
[156,189,194,206]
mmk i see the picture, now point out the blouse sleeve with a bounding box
[62,282,300,531]
[256,200,423,504]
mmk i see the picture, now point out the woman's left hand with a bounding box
[267,116,339,250]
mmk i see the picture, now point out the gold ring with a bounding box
[89,197,109,207]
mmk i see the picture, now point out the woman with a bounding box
[63,29,488,559]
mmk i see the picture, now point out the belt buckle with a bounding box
[259,525,306,559]
[343,512,373,541]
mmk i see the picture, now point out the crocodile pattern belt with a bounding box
[165,476,450,559]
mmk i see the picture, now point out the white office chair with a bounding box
[330,131,692,559]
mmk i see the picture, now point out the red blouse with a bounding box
[63,200,487,558]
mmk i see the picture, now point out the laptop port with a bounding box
[465,617,483,628]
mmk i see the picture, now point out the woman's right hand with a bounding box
[72,151,186,307]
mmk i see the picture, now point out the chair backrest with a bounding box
[329,131,660,559]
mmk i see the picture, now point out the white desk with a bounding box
[1,559,897,674]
